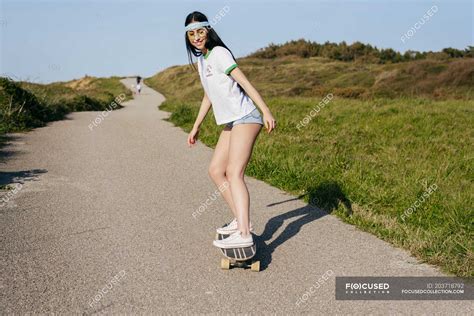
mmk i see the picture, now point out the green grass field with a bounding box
[146,52,473,277]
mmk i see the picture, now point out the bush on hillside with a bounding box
[249,39,473,64]
[0,77,59,133]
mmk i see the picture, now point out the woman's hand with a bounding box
[187,127,199,147]
[263,111,276,134]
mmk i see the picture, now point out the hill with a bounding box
[146,41,473,101]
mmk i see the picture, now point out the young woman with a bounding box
[185,11,276,249]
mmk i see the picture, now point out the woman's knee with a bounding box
[208,164,225,180]
[225,165,245,182]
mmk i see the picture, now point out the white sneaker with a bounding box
[213,231,254,249]
[216,218,253,235]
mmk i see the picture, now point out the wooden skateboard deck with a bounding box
[215,233,260,271]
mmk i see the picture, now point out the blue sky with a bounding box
[0,0,472,83]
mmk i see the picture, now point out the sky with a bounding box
[0,0,472,83]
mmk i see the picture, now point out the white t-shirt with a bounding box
[197,46,256,125]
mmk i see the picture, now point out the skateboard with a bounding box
[215,232,260,272]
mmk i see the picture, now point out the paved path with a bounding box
[0,78,471,314]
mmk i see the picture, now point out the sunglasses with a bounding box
[187,28,208,39]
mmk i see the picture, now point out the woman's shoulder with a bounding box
[212,46,233,60]
[212,45,229,53]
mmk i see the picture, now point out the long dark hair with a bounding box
[184,11,236,72]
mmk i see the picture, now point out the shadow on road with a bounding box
[255,180,352,271]
[0,169,48,187]
[0,134,25,163]
[1,134,49,187]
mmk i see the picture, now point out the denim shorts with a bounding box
[225,108,264,128]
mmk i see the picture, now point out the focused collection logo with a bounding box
[345,282,390,294]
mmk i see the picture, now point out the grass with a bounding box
[0,76,132,135]
[158,96,473,277]
[146,54,473,277]
[146,57,473,101]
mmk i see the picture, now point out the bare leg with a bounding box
[226,123,262,238]
[208,126,238,219]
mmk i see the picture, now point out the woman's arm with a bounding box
[230,67,276,133]
[193,92,212,130]
[188,92,212,147]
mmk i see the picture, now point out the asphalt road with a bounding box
[0,78,471,314]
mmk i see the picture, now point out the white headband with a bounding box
[185,21,210,32]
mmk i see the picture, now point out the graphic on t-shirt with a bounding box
[205,65,213,77]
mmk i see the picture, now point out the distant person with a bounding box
[184,11,276,249]
[136,76,142,94]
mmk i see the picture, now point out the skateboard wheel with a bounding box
[250,261,260,272]
[220,258,230,270]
